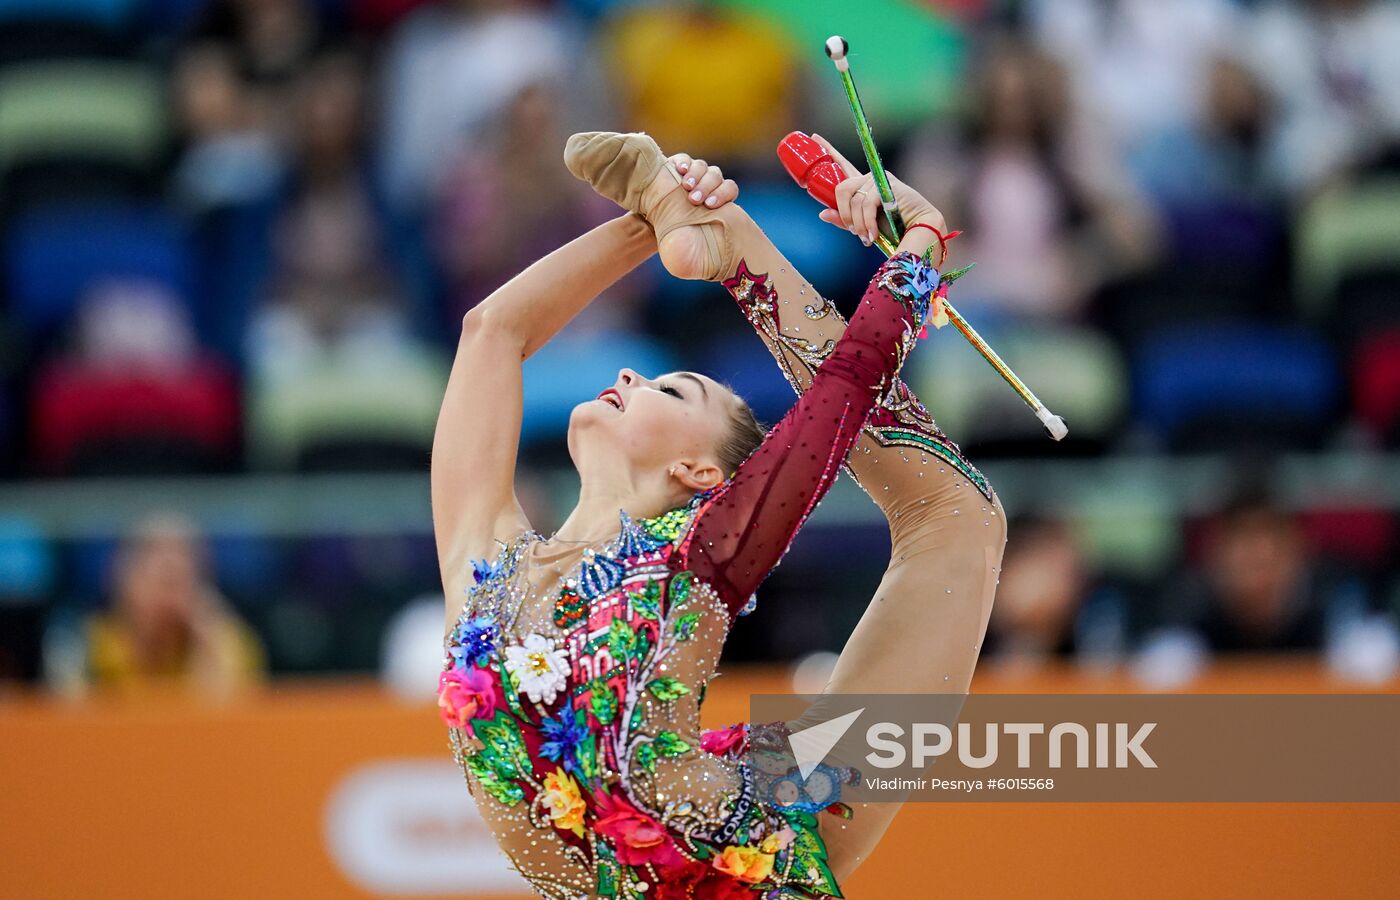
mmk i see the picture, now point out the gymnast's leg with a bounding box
[688,189,1007,880]
[719,248,1008,877]
[623,147,1007,879]
[566,131,1006,880]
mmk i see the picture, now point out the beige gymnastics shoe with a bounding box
[564,131,734,281]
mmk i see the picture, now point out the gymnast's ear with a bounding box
[668,461,724,492]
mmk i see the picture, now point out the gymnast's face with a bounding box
[569,367,733,490]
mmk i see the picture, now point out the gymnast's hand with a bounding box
[808,133,947,246]
[668,152,740,210]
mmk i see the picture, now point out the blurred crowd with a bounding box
[1,0,1399,693]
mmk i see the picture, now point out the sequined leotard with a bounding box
[440,251,936,899]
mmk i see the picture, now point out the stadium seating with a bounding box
[1296,176,1400,321]
[5,202,193,339]
[1353,327,1400,446]
[0,60,165,180]
[1073,479,1180,580]
[0,514,54,600]
[0,0,138,30]
[1329,268,1400,352]
[699,331,803,426]
[136,0,208,33]
[910,321,1129,456]
[244,345,449,471]
[28,354,241,475]
[1134,323,1339,452]
[1091,268,1287,350]
[0,514,52,680]
[1299,506,1397,573]
[0,20,123,66]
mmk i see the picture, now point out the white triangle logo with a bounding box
[788,708,864,780]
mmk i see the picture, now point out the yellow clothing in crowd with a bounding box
[601,7,798,162]
[84,611,266,696]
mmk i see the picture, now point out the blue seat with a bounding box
[0,515,55,600]
[67,535,117,606]
[0,378,10,460]
[5,202,194,335]
[1135,324,1339,451]
[0,0,137,28]
[137,0,207,32]
[67,527,283,608]
[207,530,287,602]
[699,331,798,426]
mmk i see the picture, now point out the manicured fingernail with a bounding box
[868,230,876,243]
[705,196,718,207]
[861,236,871,247]
[677,162,688,172]
[685,177,696,187]
[690,190,703,201]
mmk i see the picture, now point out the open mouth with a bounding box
[597,389,624,411]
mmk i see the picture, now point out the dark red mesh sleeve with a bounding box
[681,250,935,620]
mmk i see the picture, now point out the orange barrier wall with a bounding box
[2,663,1396,899]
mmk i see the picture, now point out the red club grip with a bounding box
[777,131,844,210]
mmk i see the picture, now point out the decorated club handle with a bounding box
[777,130,1069,442]
[823,36,905,237]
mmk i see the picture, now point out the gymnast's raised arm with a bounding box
[430,213,659,633]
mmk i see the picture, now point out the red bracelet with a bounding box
[903,222,960,267]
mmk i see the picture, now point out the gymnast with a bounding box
[432,130,1005,898]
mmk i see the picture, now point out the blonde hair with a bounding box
[715,391,766,478]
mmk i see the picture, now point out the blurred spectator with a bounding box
[903,36,1160,320]
[378,0,593,209]
[191,0,326,91]
[177,0,328,161]
[246,46,417,372]
[598,0,801,168]
[982,515,1127,669]
[48,514,265,697]
[431,81,618,322]
[171,43,286,213]
[1244,0,1400,195]
[1027,0,1242,152]
[1150,488,1370,653]
[1115,54,1293,311]
[1133,57,1278,207]
[238,47,451,472]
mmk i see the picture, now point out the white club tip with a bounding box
[1035,406,1069,441]
[824,35,848,63]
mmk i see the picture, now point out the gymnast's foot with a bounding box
[563,131,735,282]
